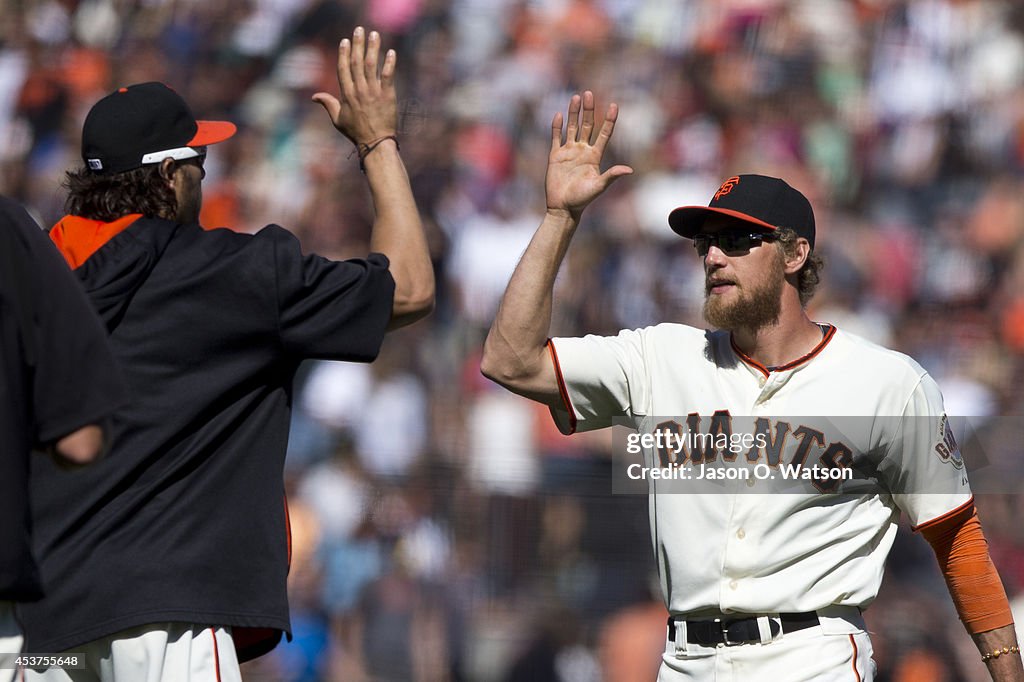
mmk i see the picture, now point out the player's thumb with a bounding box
[600,165,634,188]
[311,93,341,121]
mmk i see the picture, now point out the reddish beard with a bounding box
[703,250,785,332]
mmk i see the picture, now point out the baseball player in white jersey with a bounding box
[481,91,1024,680]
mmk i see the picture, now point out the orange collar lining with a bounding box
[731,324,836,378]
[49,214,144,269]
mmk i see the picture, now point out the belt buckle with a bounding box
[717,618,739,647]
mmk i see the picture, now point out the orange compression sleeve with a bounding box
[919,502,1014,634]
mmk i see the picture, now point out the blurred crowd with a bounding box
[4,0,1024,680]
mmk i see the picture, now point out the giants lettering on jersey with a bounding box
[653,410,854,493]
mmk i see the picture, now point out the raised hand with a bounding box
[546,90,633,221]
[312,26,398,146]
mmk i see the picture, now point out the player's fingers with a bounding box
[351,26,369,92]
[580,91,595,144]
[565,94,581,143]
[365,30,381,88]
[593,102,619,156]
[336,39,355,101]
[381,49,397,89]
[551,112,564,151]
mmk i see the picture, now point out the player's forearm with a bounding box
[311,29,432,327]
[481,209,576,402]
[973,624,1024,680]
[921,505,1024,679]
[363,141,435,328]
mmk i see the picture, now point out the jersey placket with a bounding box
[718,490,753,612]
[718,366,797,609]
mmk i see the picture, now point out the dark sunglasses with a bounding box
[693,231,776,257]
[177,153,207,179]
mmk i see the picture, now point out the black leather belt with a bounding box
[668,612,820,647]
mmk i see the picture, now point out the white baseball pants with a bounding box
[660,611,876,681]
[0,601,25,682]
[22,623,240,682]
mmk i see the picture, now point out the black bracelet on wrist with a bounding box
[354,135,399,172]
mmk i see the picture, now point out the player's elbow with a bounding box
[407,283,436,317]
[389,284,435,329]
[397,263,435,311]
[480,337,531,389]
[482,335,561,407]
[479,350,506,386]
[396,289,436,317]
[480,360,521,392]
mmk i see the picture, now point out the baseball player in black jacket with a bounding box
[19,27,433,682]
[0,196,126,682]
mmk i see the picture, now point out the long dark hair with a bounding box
[63,164,177,222]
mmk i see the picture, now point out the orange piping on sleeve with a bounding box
[913,496,975,533]
[546,339,577,435]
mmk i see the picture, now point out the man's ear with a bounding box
[783,238,810,275]
[159,158,176,185]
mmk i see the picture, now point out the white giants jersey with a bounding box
[548,324,971,616]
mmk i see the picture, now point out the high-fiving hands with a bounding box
[313,26,398,147]
[545,90,633,222]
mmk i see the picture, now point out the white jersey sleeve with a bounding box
[547,330,650,434]
[882,371,973,529]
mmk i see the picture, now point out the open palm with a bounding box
[312,26,397,146]
[546,91,633,220]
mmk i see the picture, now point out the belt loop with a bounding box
[674,617,688,657]
[756,615,774,644]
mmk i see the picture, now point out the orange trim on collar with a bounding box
[731,324,836,378]
[49,214,143,268]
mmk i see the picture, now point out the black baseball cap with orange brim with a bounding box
[668,174,816,250]
[82,82,236,175]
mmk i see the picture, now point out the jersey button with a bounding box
[729,580,738,590]
[736,529,745,539]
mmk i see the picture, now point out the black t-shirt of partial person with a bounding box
[18,216,394,661]
[0,197,126,601]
